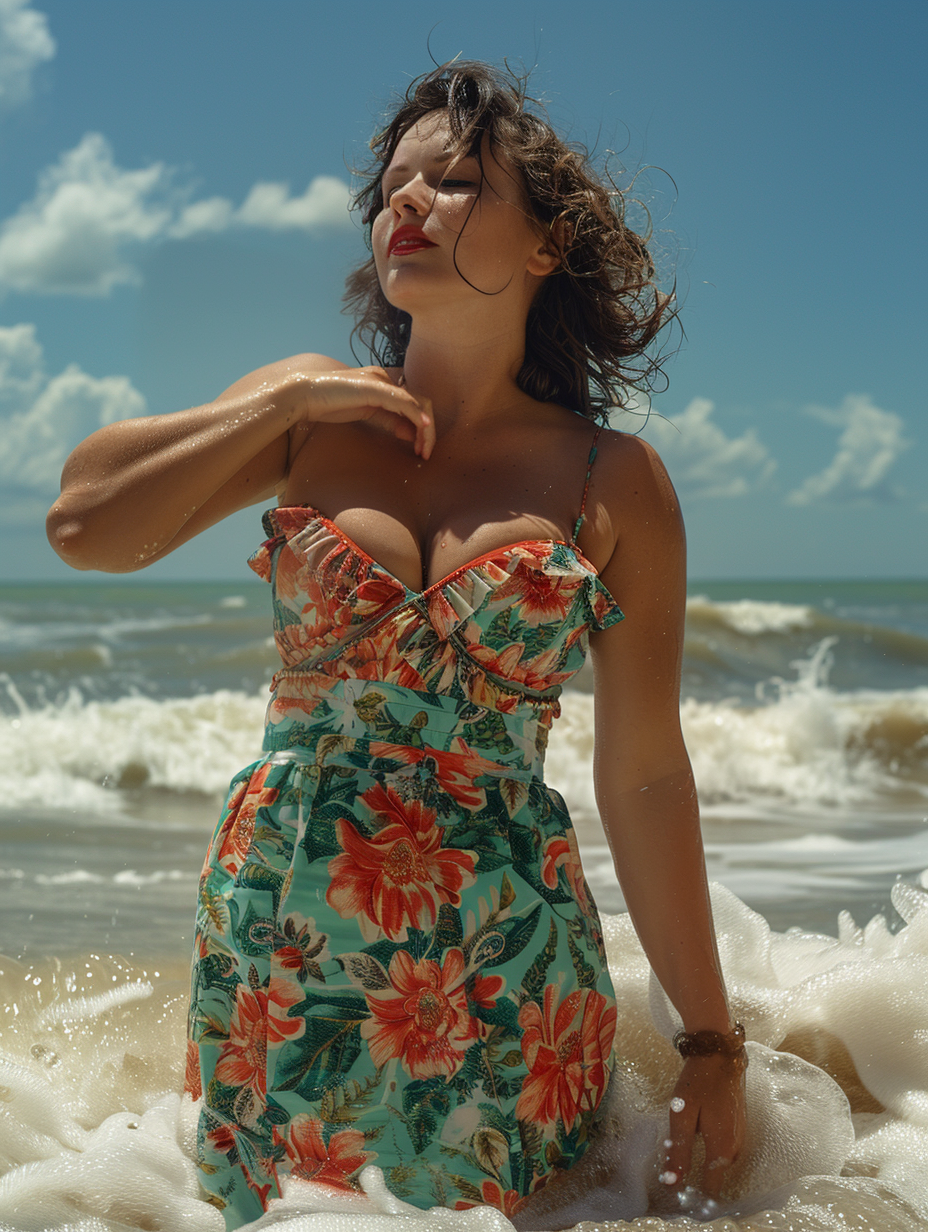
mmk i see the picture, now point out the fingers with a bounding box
[308,369,435,459]
[661,1093,697,1190]
[661,1076,744,1200]
[699,1134,733,1200]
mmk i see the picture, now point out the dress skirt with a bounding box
[185,675,617,1227]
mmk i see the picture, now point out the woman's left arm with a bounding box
[589,432,746,1198]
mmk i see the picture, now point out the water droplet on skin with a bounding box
[670,1096,686,1112]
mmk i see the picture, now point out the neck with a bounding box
[401,313,530,432]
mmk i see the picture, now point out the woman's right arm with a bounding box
[46,355,433,573]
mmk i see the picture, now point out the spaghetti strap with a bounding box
[572,426,603,544]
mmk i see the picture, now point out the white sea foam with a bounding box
[687,595,816,635]
[0,880,926,1230]
[0,687,268,810]
[547,639,928,816]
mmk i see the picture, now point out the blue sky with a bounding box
[1,0,925,581]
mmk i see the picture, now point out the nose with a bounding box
[389,173,433,217]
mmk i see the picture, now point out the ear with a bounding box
[527,217,569,277]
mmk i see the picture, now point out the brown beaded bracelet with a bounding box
[673,1022,749,1072]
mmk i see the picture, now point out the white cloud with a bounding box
[0,134,170,294]
[235,176,352,231]
[786,394,909,506]
[0,0,54,109]
[637,397,776,498]
[0,324,146,517]
[0,133,352,295]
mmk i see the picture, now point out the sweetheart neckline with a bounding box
[269,503,608,600]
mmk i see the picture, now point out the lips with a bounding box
[388,225,437,257]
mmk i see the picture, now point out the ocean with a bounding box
[0,577,926,1231]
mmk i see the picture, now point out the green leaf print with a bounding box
[230,899,274,959]
[473,1126,509,1180]
[475,994,522,1036]
[450,1175,485,1204]
[319,1070,384,1124]
[402,1078,452,1155]
[272,1014,363,1100]
[386,1164,417,1198]
[451,1042,486,1103]
[464,709,515,755]
[521,917,559,1002]
[567,929,598,989]
[432,902,464,952]
[336,951,390,991]
[480,903,542,969]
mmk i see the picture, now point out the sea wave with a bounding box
[2,640,926,817]
[549,638,928,816]
[686,595,816,635]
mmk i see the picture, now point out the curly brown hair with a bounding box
[344,61,675,422]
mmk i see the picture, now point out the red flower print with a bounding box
[345,623,426,690]
[426,589,466,641]
[541,836,571,891]
[276,913,329,982]
[470,969,505,1012]
[361,947,476,1079]
[184,1037,202,1100]
[541,830,594,915]
[493,565,579,626]
[326,783,477,942]
[354,576,407,616]
[214,763,279,878]
[462,628,574,695]
[455,1179,528,1216]
[516,985,616,1133]
[206,1121,237,1154]
[267,977,308,1045]
[214,979,305,1095]
[367,739,498,811]
[281,1115,376,1189]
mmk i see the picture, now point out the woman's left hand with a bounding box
[662,1053,747,1200]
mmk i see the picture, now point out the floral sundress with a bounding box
[185,428,625,1227]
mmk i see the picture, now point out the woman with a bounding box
[47,62,746,1228]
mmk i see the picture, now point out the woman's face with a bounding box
[371,109,551,314]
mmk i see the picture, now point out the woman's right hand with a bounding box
[295,365,434,459]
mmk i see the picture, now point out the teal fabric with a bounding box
[186,504,624,1227]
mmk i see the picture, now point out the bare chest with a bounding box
[280,422,604,592]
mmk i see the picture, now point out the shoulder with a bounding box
[583,426,683,572]
[278,352,352,375]
[596,427,677,505]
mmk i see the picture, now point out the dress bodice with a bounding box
[250,505,624,708]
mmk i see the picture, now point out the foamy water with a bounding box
[0,878,926,1231]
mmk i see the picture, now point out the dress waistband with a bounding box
[262,670,550,780]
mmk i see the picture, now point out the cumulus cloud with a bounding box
[0,0,54,110]
[786,394,909,506]
[0,324,145,523]
[0,134,171,295]
[638,397,776,498]
[0,133,352,295]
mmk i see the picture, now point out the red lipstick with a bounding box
[388,225,437,257]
